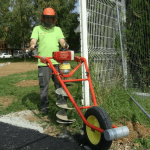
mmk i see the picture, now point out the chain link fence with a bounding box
[86,0,124,85]
[126,0,150,119]
[80,0,150,118]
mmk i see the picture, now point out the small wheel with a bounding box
[83,106,112,150]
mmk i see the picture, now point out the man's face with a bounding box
[44,16,54,27]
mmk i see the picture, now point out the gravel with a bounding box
[0,62,11,67]
[0,110,88,150]
[0,110,43,133]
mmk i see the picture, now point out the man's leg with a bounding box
[52,65,62,101]
[38,66,52,113]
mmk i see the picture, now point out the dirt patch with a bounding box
[44,125,61,137]
[19,110,61,137]
[0,62,37,78]
[110,121,150,149]
[24,110,40,122]
[0,96,15,108]
[15,80,39,87]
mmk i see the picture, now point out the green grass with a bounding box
[133,136,150,149]
[88,56,150,127]
[0,54,150,147]
[0,54,150,127]
[0,70,39,114]
[0,53,83,132]
[101,86,150,126]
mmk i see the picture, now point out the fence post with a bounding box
[116,0,127,89]
[79,0,90,106]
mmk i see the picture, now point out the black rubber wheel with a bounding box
[83,106,112,150]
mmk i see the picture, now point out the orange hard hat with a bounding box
[41,7,56,24]
[43,7,55,16]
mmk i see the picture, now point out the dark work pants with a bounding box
[38,65,61,110]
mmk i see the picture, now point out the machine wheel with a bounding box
[83,106,112,150]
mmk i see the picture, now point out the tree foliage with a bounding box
[6,0,34,48]
[126,0,150,91]
[0,0,80,53]
[0,0,11,40]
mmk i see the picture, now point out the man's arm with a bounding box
[30,38,37,50]
[59,38,69,49]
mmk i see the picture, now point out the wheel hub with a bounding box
[86,115,101,145]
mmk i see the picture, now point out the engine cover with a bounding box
[53,51,74,63]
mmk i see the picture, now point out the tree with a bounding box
[56,0,80,51]
[8,0,35,59]
[0,0,10,40]
[0,0,36,60]
[0,0,80,58]
[126,0,150,90]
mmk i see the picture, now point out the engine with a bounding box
[53,51,74,74]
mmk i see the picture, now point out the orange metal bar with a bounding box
[79,106,96,109]
[63,79,88,82]
[34,55,105,133]
[112,125,117,128]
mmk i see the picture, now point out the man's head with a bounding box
[41,7,56,28]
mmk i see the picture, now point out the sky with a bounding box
[73,0,80,13]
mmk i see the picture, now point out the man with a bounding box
[30,7,69,114]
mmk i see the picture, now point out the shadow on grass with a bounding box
[21,92,59,125]
[22,92,40,108]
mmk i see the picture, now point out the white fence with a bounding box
[79,0,150,119]
[79,0,126,105]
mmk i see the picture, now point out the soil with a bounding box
[0,62,150,150]
[15,80,39,87]
[0,96,16,108]
[0,62,37,78]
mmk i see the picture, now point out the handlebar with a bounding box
[34,55,53,64]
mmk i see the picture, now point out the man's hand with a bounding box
[59,39,69,49]
[30,45,36,50]
[64,42,69,49]
[30,39,37,50]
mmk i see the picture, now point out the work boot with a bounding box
[40,107,48,115]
